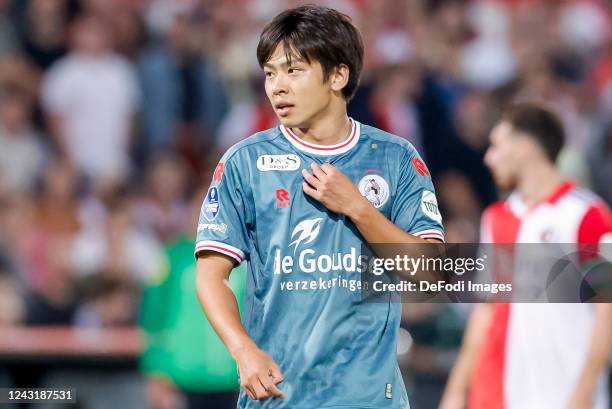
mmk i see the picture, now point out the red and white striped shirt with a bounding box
[470,181,612,409]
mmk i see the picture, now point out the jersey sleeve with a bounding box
[577,201,612,265]
[390,151,445,241]
[577,202,612,244]
[195,156,252,264]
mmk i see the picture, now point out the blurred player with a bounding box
[195,5,444,408]
[440,104,612,409]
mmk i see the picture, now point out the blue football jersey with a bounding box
[196,119,444,409]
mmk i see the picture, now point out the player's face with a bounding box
[484,121,523,190]
[263,45,334,128]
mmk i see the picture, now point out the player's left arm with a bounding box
[302,162,442,244]
[565,303,612,409]
[566,203,612,409]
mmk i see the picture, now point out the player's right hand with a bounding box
[233,344,284,400]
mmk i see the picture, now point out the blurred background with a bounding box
[0,0,611,408]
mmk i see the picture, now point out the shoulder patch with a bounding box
[203,186,220,221]
[412,157,430,176]
[421,190,442,223]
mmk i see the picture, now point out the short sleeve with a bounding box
[576,202,612,265]
[390,151,445,241]
[195,157,252,263]
[577,202,612,245]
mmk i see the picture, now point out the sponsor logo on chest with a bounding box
[275,188,291,208]
[274,218,367,275]
[257,154,301,171]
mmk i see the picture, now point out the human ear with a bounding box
[330,64,349,93]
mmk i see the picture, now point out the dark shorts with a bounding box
[184,390,239,409]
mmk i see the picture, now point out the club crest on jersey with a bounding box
[358,174,390,209]
[421,190,442,223]
[203,186,220,221]
[257,154,301,171]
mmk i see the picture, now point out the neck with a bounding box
[290,105,350,146]
[516,161,562,207]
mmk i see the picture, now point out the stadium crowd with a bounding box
[0,0,611,408]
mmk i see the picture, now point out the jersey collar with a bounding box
[507,180,575,217]
[279,118,360,156]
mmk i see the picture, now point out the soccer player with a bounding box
[194,5,444,408]
[440,104,612,409]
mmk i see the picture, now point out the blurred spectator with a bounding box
[135,153,191,244]
[108,6,147,60]
[454,90,496,152]
[0,88,47,194]
[0,53,41,104]
[41,14,140,189]
[0,0,19,57]
[141,190,245,409]
[369,62,425,154]
[24,159,81,325]
[138,12,228,161]
[79,0,147,59]
[0,275,23,326]
[558,0,610,57]
[216,78,276,152]
[416,0,472,80]
[18,0,70,70]
[588,119,612,206]
[435,170,482,243]
[143,0,198,40]
[70,194,164,283]
[0,161,79,317]
[33,159,81,239]
[74,273,138,327]
[0,250,24,327]
[0,193,35,277]
[460,1,516,90]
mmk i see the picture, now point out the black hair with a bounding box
[256,5,364,101]
[502,103,565,163]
